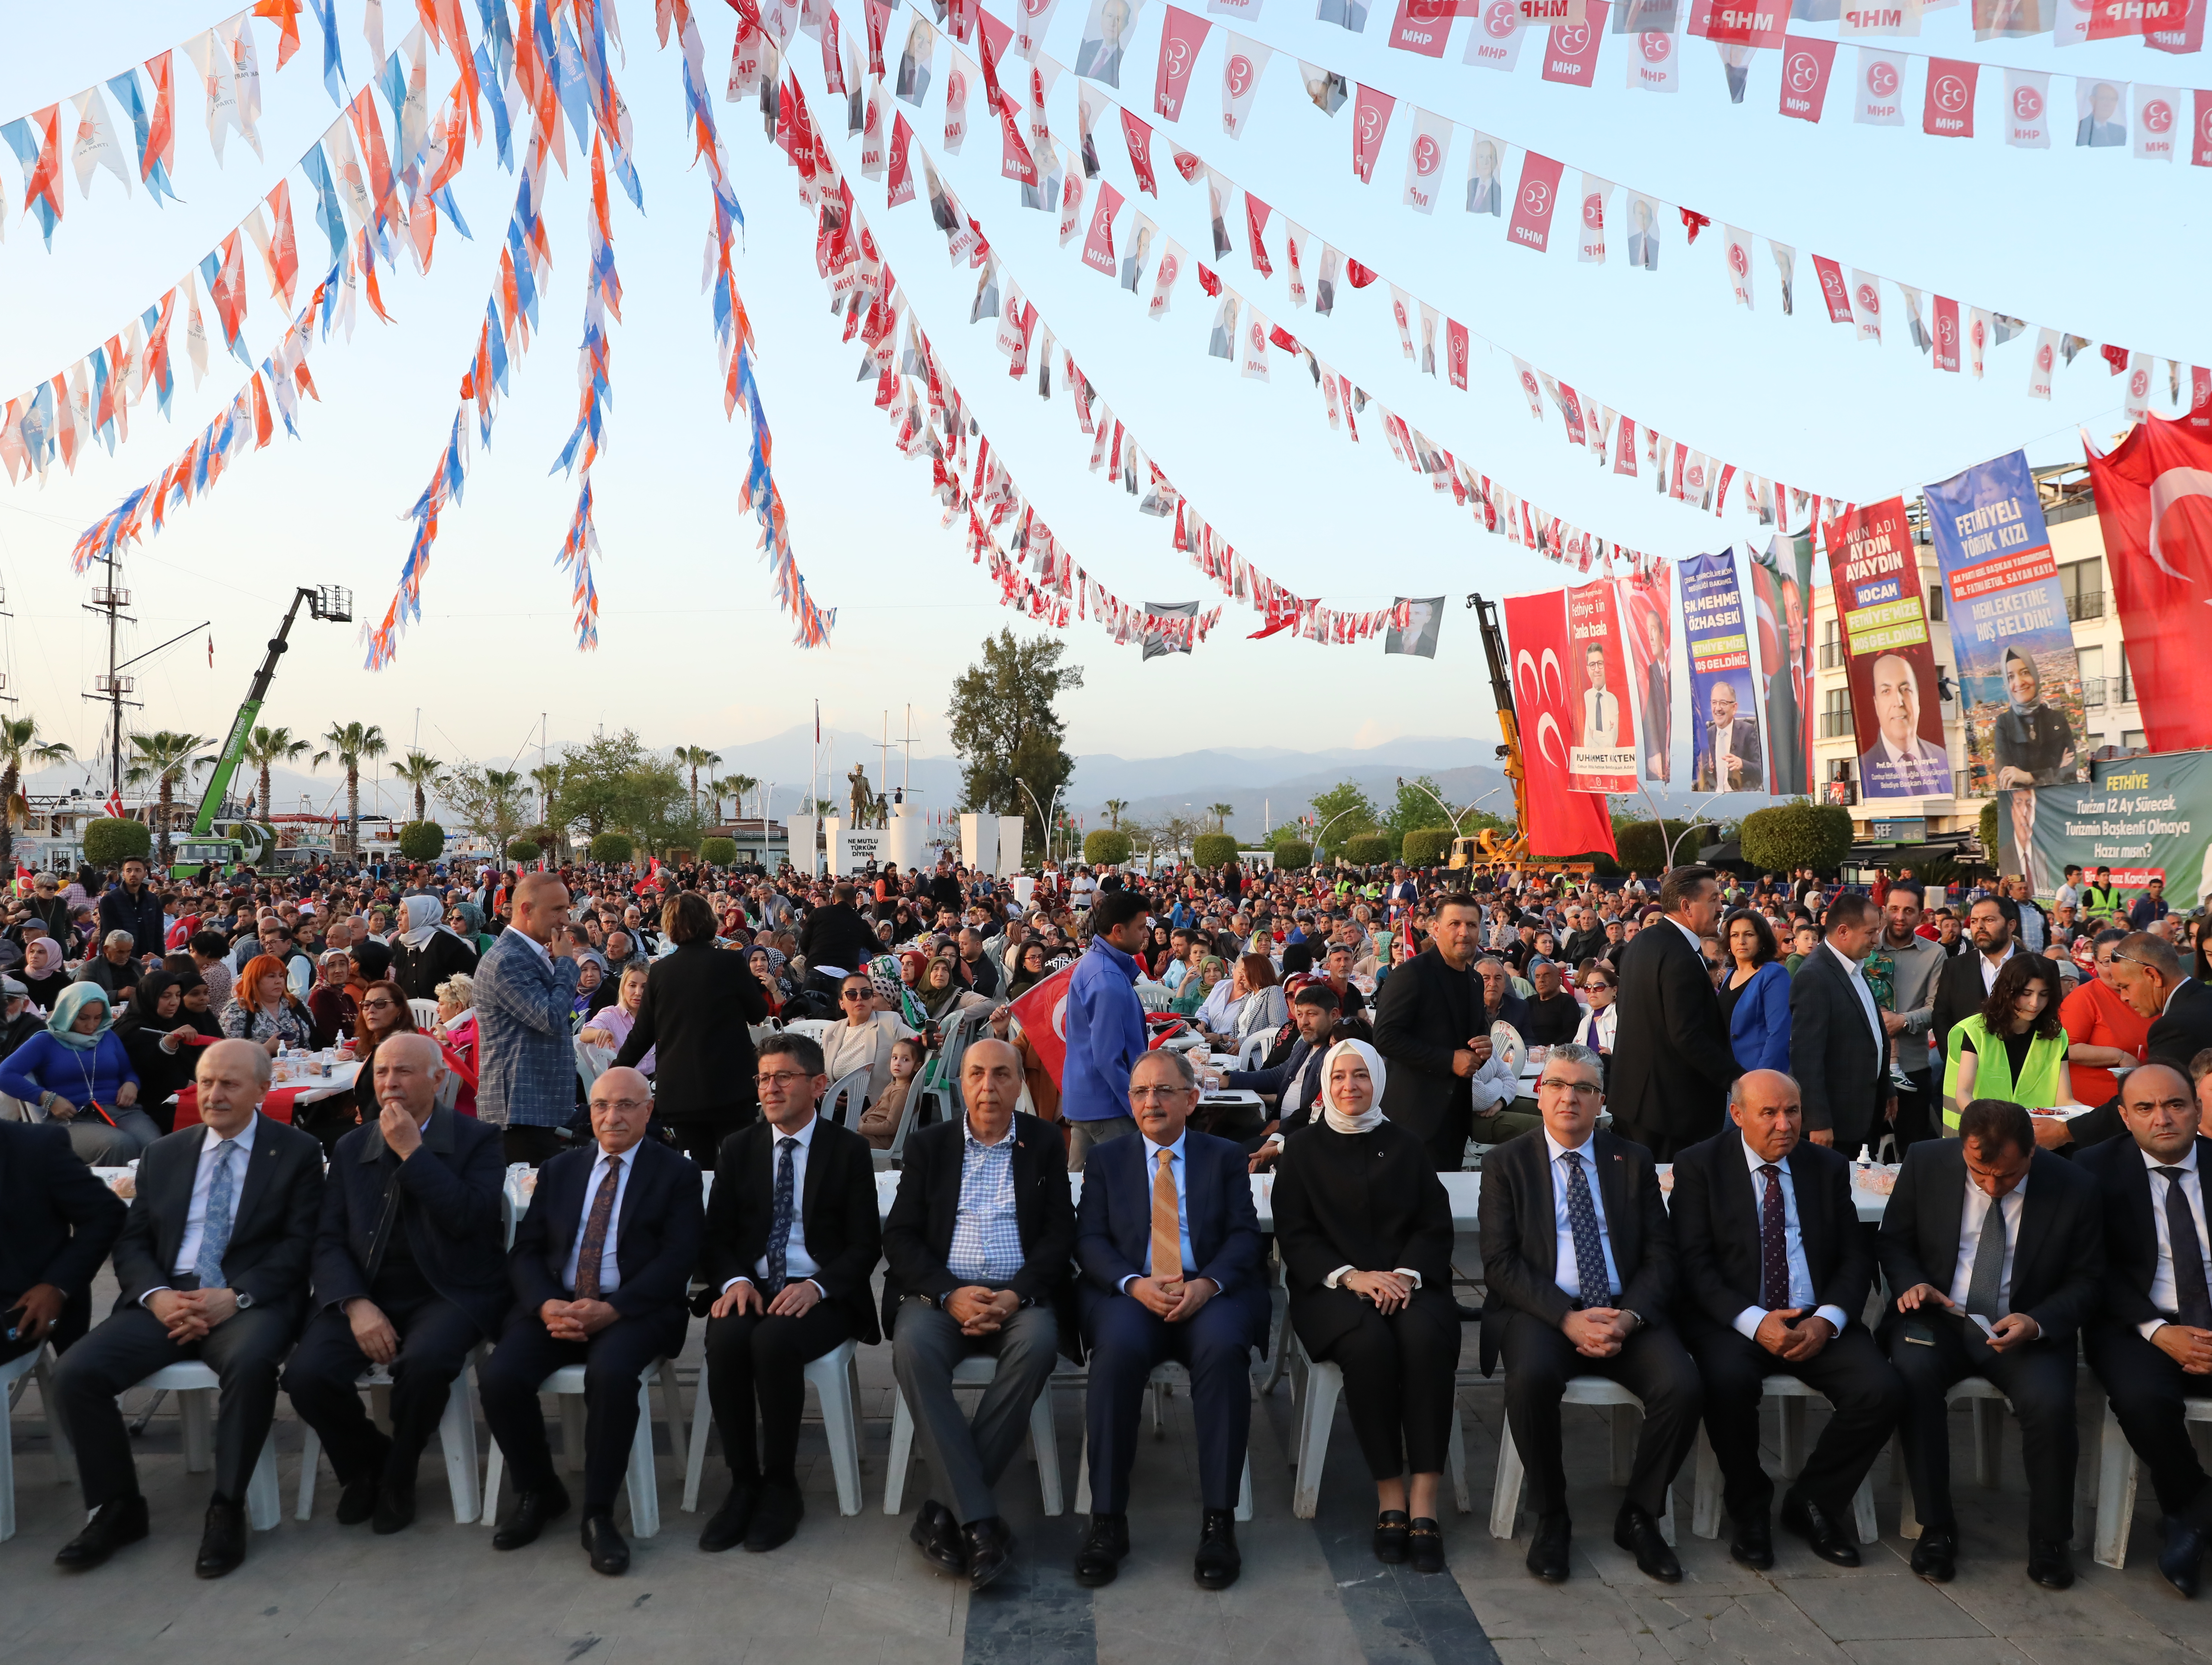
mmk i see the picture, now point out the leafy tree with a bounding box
[398,821,445,861]
[241,725,310,821]
[1084,828,1132,866]
[1306,780,1378,858]
[313,722,388,857]
[124,731,214,864]
[1342,831,1393,867]
[84,816,150,867]
[387,750,445,824]
[1739,802,1853,874]
[1979,799,1999,863]
[555,729,686,850]
[1102,798,1128,830]
[507,838,541,863]
[700,836,739,867]
[0,716,74,874]
[948,628,1083,861]
[589,831,635,865]
[1401,827,1456,867]
[1191,832,1237,868]
[446,764,529,851]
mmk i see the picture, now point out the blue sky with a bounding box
[0,0,2195,789]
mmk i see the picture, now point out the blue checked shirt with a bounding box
[945,1124,1025,1287]
[472,928,582,1129]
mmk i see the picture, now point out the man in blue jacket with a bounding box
[472,873,583,1166]
[1061,891,1151,1171]
[1071,1048,1269,1591]
[283,1034,510,1533]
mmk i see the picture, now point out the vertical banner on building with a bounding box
[1620,563,1673,783]
[1679,549,1765,792]
[1501,589,1621,858]
[1822,496,1955,800]
[2084,412,2212,755]
[1747,532,1817,796]
[1923,449,2086,795]
[1565,577,1638,791]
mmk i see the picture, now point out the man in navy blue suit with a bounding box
[479,1066,703,1575]
[1072,1048,1270,1591]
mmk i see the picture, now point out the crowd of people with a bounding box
[1,843,2207,1605]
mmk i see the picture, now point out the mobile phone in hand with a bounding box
[1966,1313,1997,1339]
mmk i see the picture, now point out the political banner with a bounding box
[1620,563,1673,783]
[1998,751,2212,908]
[1384,595,1444,656]
[1502,589,1620,858]
[1922,449,2086,797]
[1680,548,1765,792]
[1008,960,1077,1083]
[1566,577,1638,790]
[1747,532,1816,795]
[1822,496,1955,801]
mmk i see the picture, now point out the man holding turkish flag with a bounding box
[2088,413,2212,751]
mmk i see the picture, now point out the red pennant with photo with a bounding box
[887,112,917,206]
[1777,36,1835,122]
[1542,1,1607,87]
[1120,109,1158,194]
[1922,58,1977,138]
[1082,180,1124,275]
[1352,84,1396,182]
[1811,253,1852,323]
[1507,151,1565,252]
[1154,7,1212,122]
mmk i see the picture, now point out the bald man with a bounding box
[284,1033,510,1534]
[472,873,582,1166]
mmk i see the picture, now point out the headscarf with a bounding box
[46,982,115,1051]
[114,969,183,1035]
[870,953,928,1030]
[25,937,64,980]
[398,894,457,950]
[1317,1038,1388,1136]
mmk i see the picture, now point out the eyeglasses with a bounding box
[361,998,395,1011]
[592,1096,651,1112]
[841,989,870,1002]
[1129,1084,1190,1101]
[1537,1077,1603,1096]
[2110,951,2164,974]
[756,1070,817,1087]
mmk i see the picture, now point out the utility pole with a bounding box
[84,550,139,803]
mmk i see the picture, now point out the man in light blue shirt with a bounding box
[1060,892,1151,1171]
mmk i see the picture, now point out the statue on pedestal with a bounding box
[847,763,871,828]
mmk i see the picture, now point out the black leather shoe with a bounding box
[743,1480,803,1553]
[700,1480,761,1553]
[195,1497,247,1579]
[2158,1517,2207,1599]
[54,1495,150,1570]
[1374,1509,1411,1564]
[1193,1508,1241,1590]
[372,1465,417,1535]
[2027,1538,2074,1591]
[581,1510,630,1576]
[1408,1517,1446,1576]
[908,1499,967,1576]
[1781,1491,1860,1568]
[1729,1513,1774,1571]
[1911,1527,1957,1583]
[964,1515,1014,1592]
[336,1432,391,1526]
[1526,1514,1572,1583]
[1614,1503,1681,1584]
[1073,1512,1129,1587]
[492,1479,572,1550]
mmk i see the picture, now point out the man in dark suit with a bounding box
[2045,932,2212,1155]
[2079,1061,2212,1597]
[1477,1041,1702,1585]
[0,1118,125,1365]
[613,890,771,1167]
[1232,982,1339,1165]
[1671,1070,1905,1569]
[50,1039,325,1577]
[283,1032,510,1533]
[1877,1099,2102,1587]
[1608,866,1739,1159]
[885,1037,1076,1590]
[480,1065,704,1575]
[698,1032,882,1555]
[1930,895,2022,1069]
[1787,893,1894,1154]
[1691,682,1763,791]
[1372,892,1494,1170]
[1071,1048,1269,1591]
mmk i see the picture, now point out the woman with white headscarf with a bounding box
[388,893,479,1002]
[1269,1038,1459,1576]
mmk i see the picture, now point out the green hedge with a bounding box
[699,837,738,867]
[1739,802,1853,874]
[1400,827,1455,867]
[1190,832,1238,869]
[397,821,445,862]
[1271,838,1313,869]
[84,817,151,868]
[1342,832,1393,867]
[505,838,542,863]
[1083,828,1132,866]
[588,831,634,865]
[1613,819,1716,875]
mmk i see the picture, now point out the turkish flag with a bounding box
[1009,961,1078,1085]
[1777,36,1835,122]
[1501,590,1617,859]
[2086,413,2212,751]
[1507,151,1565,252]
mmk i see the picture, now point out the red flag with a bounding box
[1120,108,1158,194]
[1387,0,1461,57]
[2194,90,2212,166]
[1352,84,1395,182]
[2086,414,2212,752]
[105,790,124,819]
[1932,295,1961,371]
[1507,152,1565,252]
[1153,7,1212,122]
[1008,961,1077,1085]
[1501,590,1617,858]
[886,113,916,207]
[1446,318,1469,390]
[1541,1,1607,87]
[1922,59,1978,138]
[1810,254,1853,323]
[1778,36,1836,122]
[1081,181,1124,275]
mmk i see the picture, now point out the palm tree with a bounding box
[389,750,445,824]
[124,731,214,864]
[313,721,388,857]
[0,717,75,874]
[1103,798,1128,829]
[239,725,310,821]
[674,745,721,817]
[529,763,564,855]
[715,772,760,823]
[1207,802,1235,832]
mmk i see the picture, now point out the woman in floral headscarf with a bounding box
[869,952,930,1033]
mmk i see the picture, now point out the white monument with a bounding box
[995,814,1026,878]
[885,799,926,872]
[960,811,997,874]
[786,814,820,876]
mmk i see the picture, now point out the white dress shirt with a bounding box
[1947,1176,2027,1315]
[1120,1130,1197,1290]
[562,1144,638,1295]
[1826,941,1885,1057]
[1545,1129,1621,1301]
[1732,1138,1850,1339]
[726,1113,826,1296]
[1977,940,2018,996]
[2141,1143,2209,1341]
[154,1116,262,1297]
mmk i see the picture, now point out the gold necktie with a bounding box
[1151,1148,1184,1291]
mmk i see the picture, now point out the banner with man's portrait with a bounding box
[1821,496,1954,801]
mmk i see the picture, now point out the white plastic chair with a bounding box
[1234,1031,1269,1069]
[820,1068,871,1133]
[1,1343,72,1542]
[1894,1375,2010,1539]
[680,1338,866,1516]
[1489,1375,1675,1544]
[1286,1333,1469,1520]
[481,1358,688,1539]
[132,1361,282,1532]
[1689,1375,1879,1544]
[781,1018,834,1046]
[882,1354,1063,1517]
[408,998,441,1031]
[2092,1393,2212,1569]
[293,1349,487,1523]
[1073,1361,1254,1522]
